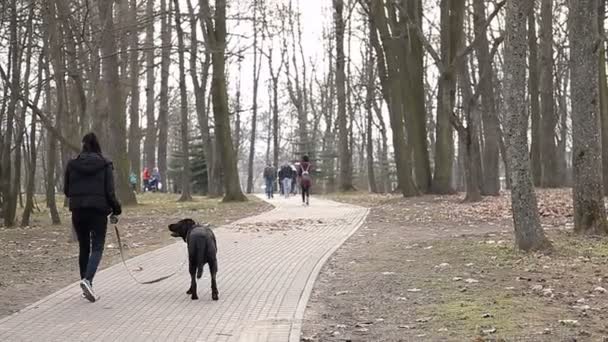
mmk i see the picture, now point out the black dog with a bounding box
[168,219,219,300]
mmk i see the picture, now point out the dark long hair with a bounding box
[82,132,102,154]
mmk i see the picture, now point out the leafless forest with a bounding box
[0,0,606,251]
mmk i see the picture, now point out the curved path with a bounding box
[0,195,368,342]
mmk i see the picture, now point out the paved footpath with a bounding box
[0,195,368,342]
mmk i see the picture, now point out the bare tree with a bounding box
[527,4,542,187]
[246,0,264,193]
[144,0,157,170]
[334,0,354,191]
[158,0,173,190]
[570,0,608,234]
[174,0,192,201]
[474,0,500,195]
[201,0,246,201]
[503,0,551,251]
[97,0,136,204]
[187,0,214,196]
[128,0,141,191]
[599,0,608,195]
[539,0,559,187]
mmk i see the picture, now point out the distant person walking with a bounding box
[291,164,298,194]
[142,167,150,192]
[263,164,276,199]
[279,163,293,198]
[150,167,161,192]
[129,172,137,192]
[298,155,313,206]
[64,133,122,302]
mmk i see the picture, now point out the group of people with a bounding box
[129,167,162,193]
[263,155,313,206]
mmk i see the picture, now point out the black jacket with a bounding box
[278,166,292,180]
[64,152,122,216]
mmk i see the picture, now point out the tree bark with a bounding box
[187,0,213,196]
[369,0,416,196]
[334,0,354,191]
[144,0,156,170]
[402,0,432,193]
[539,0,559,187]
[504,0,551,251]
[570,0,608,234]
[128,0,141,192]
[97,0,137,205]
[246,0,262,194]
[599,0,608,195]
[173,0,192,201]
[474,0,501,195]
[157,0,172,191]
[528,4,542,187]
[432,0,464,194]
[2,0,22,226]
[202,0,246,201]
[365,41,378,193]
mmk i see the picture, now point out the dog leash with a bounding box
[113,224,187,285]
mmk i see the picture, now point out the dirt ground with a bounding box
[302,190,608,341]
[0,193,272,319]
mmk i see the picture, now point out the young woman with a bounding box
[64,133,122,302]
[298,155,313,205]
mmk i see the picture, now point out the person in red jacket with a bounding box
[142,167,151,192]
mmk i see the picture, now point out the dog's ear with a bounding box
[181,218,196,227]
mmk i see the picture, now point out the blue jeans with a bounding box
[265,178,274,198]
[72,209,108,284]
[282,178,292,196]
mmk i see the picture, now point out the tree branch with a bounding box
[0,65,80,152]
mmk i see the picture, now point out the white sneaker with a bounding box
[80,279,97,303]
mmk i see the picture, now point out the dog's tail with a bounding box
[197,265,203,279]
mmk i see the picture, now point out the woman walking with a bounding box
[298,155,313,206]
[64,133,122,302]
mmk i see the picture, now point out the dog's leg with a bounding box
[210,260,219,301]
[188,262,198,300]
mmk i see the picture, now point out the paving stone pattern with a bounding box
[0,195,368,342]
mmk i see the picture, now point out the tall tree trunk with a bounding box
[334,0,353,191]
[157,0,172,191]
[599,0,608,195]
[2,0,21,226]
[246,0,262,194]
[504,0,551,251]
[403,0,432,193]
[365,44,378,193]
[570,0,608,234]
[202,0,246,201]
[187,0,213,196]
[144,0,156,170]
[456,55,483,203]
[42,1,63,224]
[539,0,559,187]
[173,0,192,201]
[370,0,416,196]
[528,4,542,187]
[432,0,464,194]
[128,0,141,192]
[474,0,501,194]
[22,117,37,227]
[97,0,137,205]
[373,99,390,193]
[22,56,42,226]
